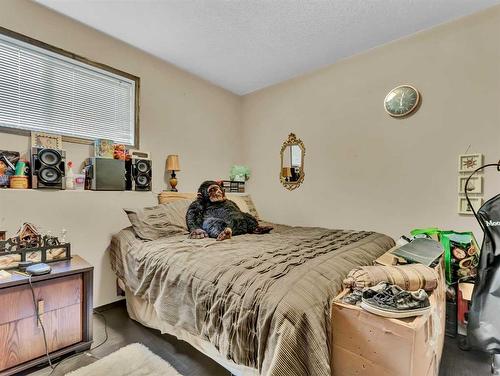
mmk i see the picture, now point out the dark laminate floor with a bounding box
[25,302,491,376]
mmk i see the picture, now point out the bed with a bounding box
[109,194,395,376]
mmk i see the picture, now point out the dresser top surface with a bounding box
[0,255,92,289]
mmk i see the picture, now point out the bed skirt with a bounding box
[120,280,259,376]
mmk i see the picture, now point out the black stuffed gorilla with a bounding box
[186,180,273,241]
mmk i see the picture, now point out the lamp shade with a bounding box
[166,155,180,171]
[282,167,292,177]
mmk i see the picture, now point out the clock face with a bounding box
[384,85,420,117]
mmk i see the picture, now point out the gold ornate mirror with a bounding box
[280,133,305,191]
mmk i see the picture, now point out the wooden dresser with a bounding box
[0,255,93,375]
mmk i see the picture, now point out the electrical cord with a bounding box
[28,274,54,370]
[25,270,110,375]
[88,311,109,352]
[47,310,109,375]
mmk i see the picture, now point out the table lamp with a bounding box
[166,155,180,191]
[282,167,292,182]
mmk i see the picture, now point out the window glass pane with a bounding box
[0,32,136,145]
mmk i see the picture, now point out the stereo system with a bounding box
[31,147,152,191]
[31,147,66,189]
[126,157,152,191]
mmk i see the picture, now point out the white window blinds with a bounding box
[0,33,136,145]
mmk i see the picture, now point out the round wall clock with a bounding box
[384,85,420,117]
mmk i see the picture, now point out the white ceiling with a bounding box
[35,0,500,95]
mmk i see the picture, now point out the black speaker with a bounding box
[126,158,152,191]
[31,147,66,189]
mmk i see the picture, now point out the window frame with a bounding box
[0,26,141,148]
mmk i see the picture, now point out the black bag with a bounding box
[467,194,500,353]
[466,163,500,354]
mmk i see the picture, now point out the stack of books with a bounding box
[222,180,245,193]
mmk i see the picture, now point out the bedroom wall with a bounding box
[241,5,500,239]
[0,0,242,306]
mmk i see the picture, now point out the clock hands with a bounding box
[385,86,419,117]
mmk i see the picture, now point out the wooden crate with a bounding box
[331,263,445,376]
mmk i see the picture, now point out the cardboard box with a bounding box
[373,245,408,266]
[331,263,445,376]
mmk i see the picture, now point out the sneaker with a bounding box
[362,281,389,299]
[360,284,430,318]
[342,289,363,305]
[342,282,389,305]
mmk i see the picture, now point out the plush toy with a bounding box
[113,144,127,160]
[229,165,250,182]
[186,180,272,241]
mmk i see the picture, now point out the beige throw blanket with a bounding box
[343,264,439,292]
[109,224,394,376]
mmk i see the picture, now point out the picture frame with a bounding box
[46,246,70,261]
[458,175,483,194]
[25,250,43,263]
[458,197,483,215]
[94,139,114,158]
[458,154,483,173]
[31,132,63,149]
[0,253,21,269]
[0,243,71,270]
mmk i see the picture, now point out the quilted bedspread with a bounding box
[109,224,394,376]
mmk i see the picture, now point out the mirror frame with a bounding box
[280,133,305,191]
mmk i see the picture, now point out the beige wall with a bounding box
[2,1,500,307]
[241,6,500,239]
[0,0,242,306]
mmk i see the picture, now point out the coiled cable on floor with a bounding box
[47,310,108,375]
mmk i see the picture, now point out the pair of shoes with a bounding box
[360,282,430,318]
[342,282,389,305]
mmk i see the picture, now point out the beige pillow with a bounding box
[128,195,261,240]
[125,199,191,240]
[158,192,260,219]
[227,194,260,220]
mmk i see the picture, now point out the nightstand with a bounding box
[0,255,93,375]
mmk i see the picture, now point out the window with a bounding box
[0,28,139,146]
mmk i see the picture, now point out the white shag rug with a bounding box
[66,343,182,376]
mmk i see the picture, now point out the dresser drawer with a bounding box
[0,303,82,370]
[0,274,82,326]
[0,256,92,376]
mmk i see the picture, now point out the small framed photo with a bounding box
[46,247,68,261]
[31,132,63,149]
[458,154,483,173]
[458,197,483,215]
[26,250,42,263]
[458,175,483,194]
[0,253,21,269]
[94,139,114,158]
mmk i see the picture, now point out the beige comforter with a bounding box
[109,224,394,376]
